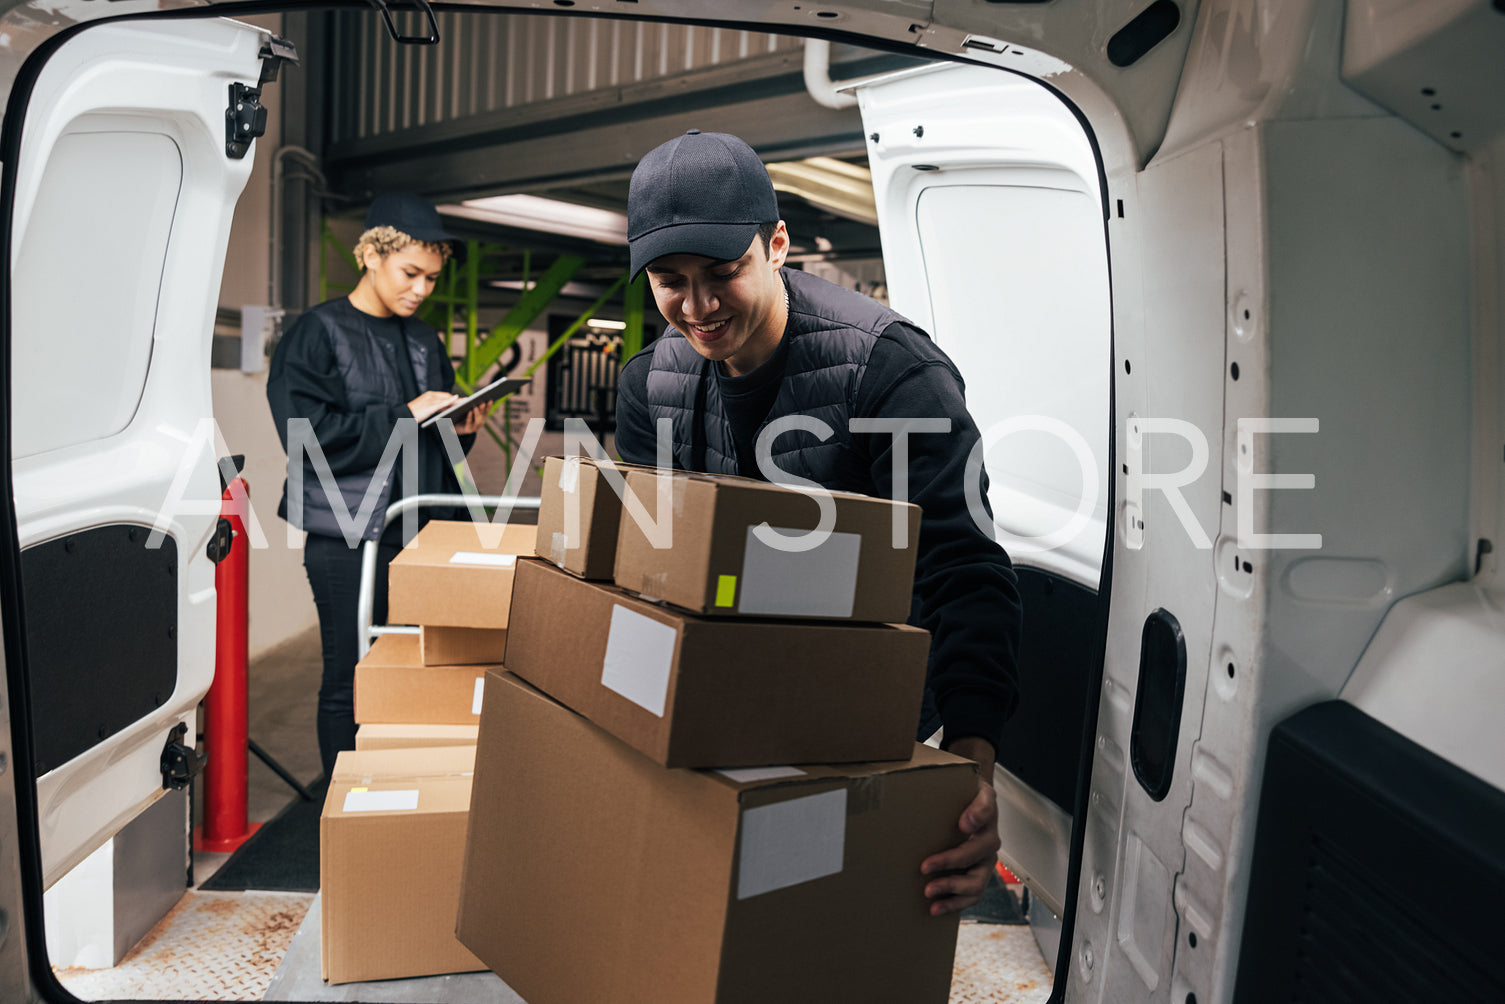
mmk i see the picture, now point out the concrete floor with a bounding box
[190,625,324,894]
[244,625,325,824]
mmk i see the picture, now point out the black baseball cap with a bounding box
[628,130,779,279]
[364,192,466,263]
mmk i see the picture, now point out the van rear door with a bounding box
[857,62,1112,959]
[6,17,287,888]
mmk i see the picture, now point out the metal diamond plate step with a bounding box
[950,922,1054,1003]
[54,891,312,1002]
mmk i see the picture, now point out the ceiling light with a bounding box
[587,318,627,330]
[765,157,878,226]
[443,194,629,245]
[487,279,610,299]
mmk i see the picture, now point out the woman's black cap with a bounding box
[364,192,467,263]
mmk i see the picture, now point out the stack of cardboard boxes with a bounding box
[456,457,980,1003]
[320,520,536,985]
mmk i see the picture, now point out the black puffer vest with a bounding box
[643,267,908,491]
[291,303,443,542]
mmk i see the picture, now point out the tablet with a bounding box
[420,376,532,428]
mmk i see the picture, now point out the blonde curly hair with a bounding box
[352,226,454,270]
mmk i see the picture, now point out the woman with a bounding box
[267,192,487,777]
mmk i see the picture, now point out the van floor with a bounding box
[54,624,1055,1003]
[57,892,1051,1003]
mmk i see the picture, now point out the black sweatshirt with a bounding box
[267,298,475,538]
[616,317,1023,753]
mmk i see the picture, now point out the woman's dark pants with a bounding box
[302,532,400,778]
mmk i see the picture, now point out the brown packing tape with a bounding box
[639,571,669,599]
[559,456,581,493]
[847,774,886,815]
[342,766,475,785]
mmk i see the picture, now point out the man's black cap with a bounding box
[365,192,466,263]
[628,130,779,279]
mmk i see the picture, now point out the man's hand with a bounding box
[921,737,1001,917]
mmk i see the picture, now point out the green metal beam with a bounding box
[463,241,482,387]
[621,272,646,362]
[465,253,587,380]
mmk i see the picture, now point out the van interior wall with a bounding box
[1471,129,1505,594]
[212,12,320,661]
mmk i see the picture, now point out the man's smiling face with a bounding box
[645,222,790,377]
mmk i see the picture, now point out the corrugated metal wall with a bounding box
[328,10,801,144]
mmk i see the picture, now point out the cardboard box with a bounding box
[505,558,930,767]
[613,469,920,622]
[419,625,507,666]
[458,673,977,1004]
[354,723,480,750]
[353,634,491,725]
[535,455,633,579]
[387,520,537,629]
[321,745,484,984]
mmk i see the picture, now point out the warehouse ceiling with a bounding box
[426,154,883,285]
[292,12,925,317]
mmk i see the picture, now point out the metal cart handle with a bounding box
[356,492,541,658]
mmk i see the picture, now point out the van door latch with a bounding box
[160,723,205,790]
[225,34,300,159]
[206,518,234,565]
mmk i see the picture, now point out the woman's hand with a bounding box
[407,390,461,422]
[454,402,489,435]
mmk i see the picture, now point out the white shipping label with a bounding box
[737,789,847,900]
[342,789,420,813]
[737,528,861,618]
[716,766,807,784]
[558,456,581,493]
[472,677,485,715]
[601,606,677,717]
[449,551,518,567]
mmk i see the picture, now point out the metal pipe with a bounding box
[269,144,326,311]
[356,494,542,657]
[803,39,856,110]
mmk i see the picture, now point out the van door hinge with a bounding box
[225,34,300,160]
[160,723,205,790]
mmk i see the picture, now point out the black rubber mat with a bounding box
[961,872,1027,925]
[199,778,327,892]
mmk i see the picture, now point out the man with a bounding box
[615,130,1023,916]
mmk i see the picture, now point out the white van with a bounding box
[1,2,1501,1003]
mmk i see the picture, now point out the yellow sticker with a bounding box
[350,786,368,793]
[715,575,737,608]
